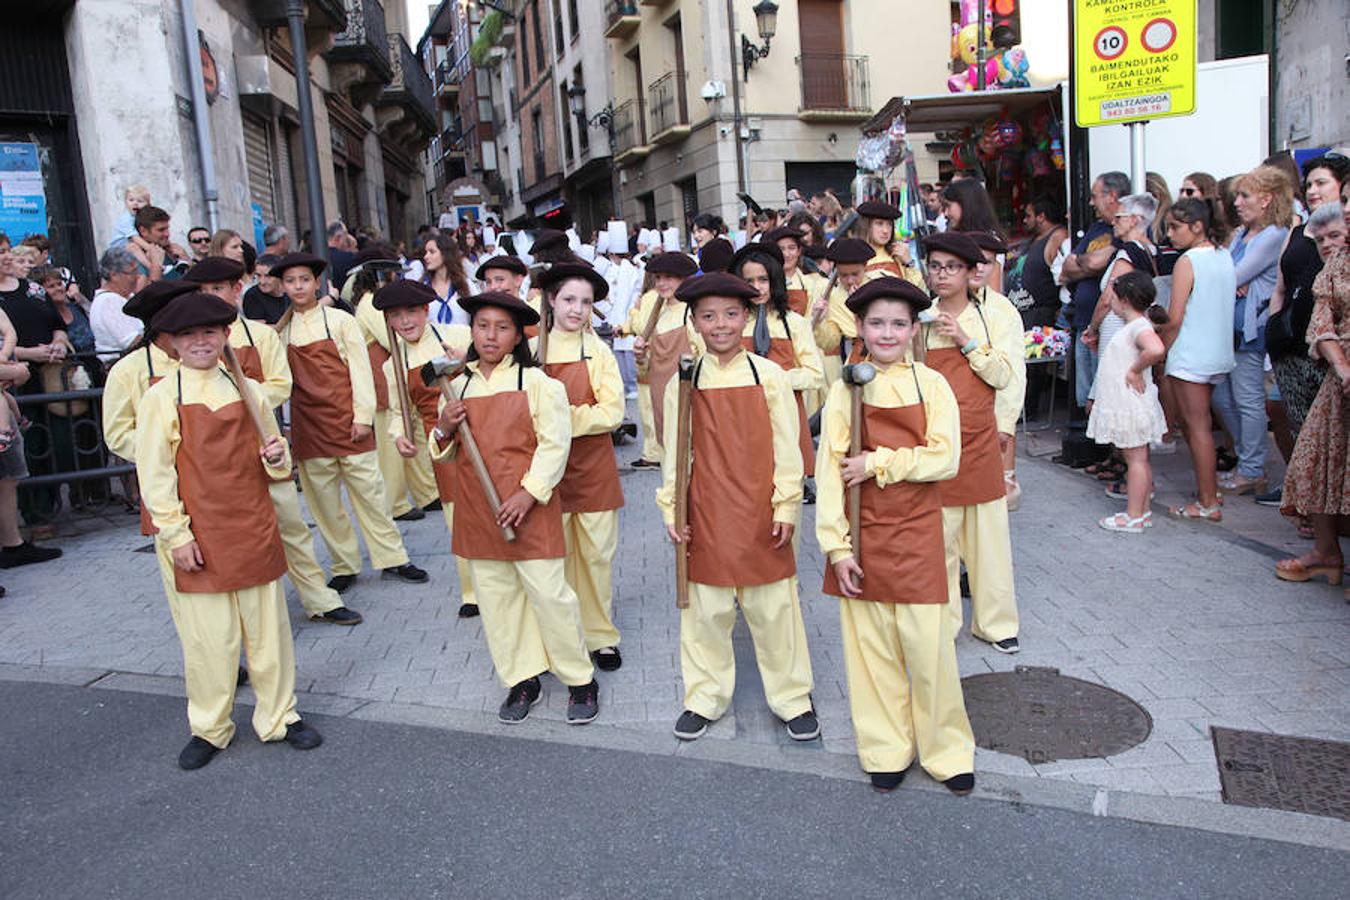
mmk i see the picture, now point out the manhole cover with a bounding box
[961,666,1152,764]
[1212,727,1350,821]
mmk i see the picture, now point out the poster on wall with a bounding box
[0,142,47,240]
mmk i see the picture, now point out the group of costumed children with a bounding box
[111,205,1025,796]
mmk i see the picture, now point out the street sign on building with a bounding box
[1073,0,1197,127]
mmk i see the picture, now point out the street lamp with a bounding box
[740,0,779,80]
[568,82,623,219]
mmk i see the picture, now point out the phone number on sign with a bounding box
[1100,94,1173,119]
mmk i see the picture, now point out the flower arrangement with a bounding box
[1025,326,1069,360]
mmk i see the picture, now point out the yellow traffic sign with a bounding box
[1073,0,1197,127]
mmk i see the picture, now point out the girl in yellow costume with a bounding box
[855,200,927,291]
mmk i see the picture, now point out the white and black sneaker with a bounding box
[989,637,1020,654]
[498,677,542,723]
[784,709,821,741]
[673,710,710,740]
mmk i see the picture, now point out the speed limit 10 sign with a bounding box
[1074,0,1197,127]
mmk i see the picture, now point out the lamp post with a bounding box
[569,83,624,221]
[740,0,779,80]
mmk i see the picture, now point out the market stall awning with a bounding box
[861,86,1064,135]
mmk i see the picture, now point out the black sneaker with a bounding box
[283,719,323,750]
[177,736,221,770]
[457,603,480,619]
[382,563,429,583]
[630,458,661,469]
[592,646,622,672]
[959,571,971,598]
[236,666,249,687]
[673,710,710,740]
[784,709,821,741]
[1254,486,1283,507]
[802,481,816,505]
[566,680,600,725]
[499,677,542,723]
[988,637,1020,654]
[870,771,906,792]
[313,606,363,626]
[0,541,63,569]
[327,574,357,593]
[422,499,443,512]
[943,772,975,796]
[393,507,426,522]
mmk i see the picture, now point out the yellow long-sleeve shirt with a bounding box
[101,342,178,461]
[869,247,928,291]
[979,287,1029,435]
[740,306,826,393]
[353,290,388,352]
[621,291,704,350]
[656,349,803,528]
[283,304,376,427]
[814,361,962,565]
[229,317,291,410]
[428,355,572,504]
[382,322,473,442]
[921,294,1021,392]
[529,328,626,437]
[135,365,290,551]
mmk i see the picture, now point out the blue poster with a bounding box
[251,202,266,251]
[0,142,47,240]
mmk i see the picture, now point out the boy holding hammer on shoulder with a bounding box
[815,276,976,795]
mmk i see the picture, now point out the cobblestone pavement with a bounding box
[2,408,1347,810]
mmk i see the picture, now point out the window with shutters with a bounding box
[242,113,276,226]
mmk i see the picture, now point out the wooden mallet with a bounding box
[636,292,666,377]
[672,354,696,609]
[386,320,417,444]
[842,361,876,560]
[420,355,516,543]
[221,344,273,445]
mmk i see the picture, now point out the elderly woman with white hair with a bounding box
[1085,193,1160,391]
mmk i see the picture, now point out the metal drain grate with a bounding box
[1211,727,1350,822]
[961,666,1152,764]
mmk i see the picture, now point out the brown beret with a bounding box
[475,254,528,281]
[826,238,875,265]
[729,241,784,276]
[801,243,827,260]
[122,279,199,323]
[460,290,541,327]
[271,251,328,277]
[150,291,238,334]
[674,272,760,304]
[856,200,902,220]
[372,279,437,310]
[763,226,805,246]
[924,232,983,266]
[530,229,569,256]
[534,262,609,301]
[697,238,735,273]
[844,276,933,316]
[969,231,1009,254]
[183,256,245,284]
[645,251,699,277]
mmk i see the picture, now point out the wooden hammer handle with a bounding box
[435,380,516,542]
[672,368,695,609]
[386,322,417,443]
[221,344,272,445]
[848,383,864,561]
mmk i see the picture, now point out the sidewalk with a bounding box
[1,418,1346,816]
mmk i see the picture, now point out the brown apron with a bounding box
[687,356,796,587]
[404,324,456,502]
[924,313,1005,506]
[285,307,377,461]
[785,287,810,317]
[741,321,815,477]
[139,346,164,537]
[233,319,263,384]
[545,337,625,513]
[450,367,565,561]
[367,342,391,411]
[642,303,692,447]
[171,370,288,593]
[822,378,947,603]
[867,257,903,277]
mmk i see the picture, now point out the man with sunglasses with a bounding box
[186,227,211,262]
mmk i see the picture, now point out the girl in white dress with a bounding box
[1087,271,1169,533]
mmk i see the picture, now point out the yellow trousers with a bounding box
[562,510,620,651]
[943,499,1019,642]
[268,479,342,617]
[297,450,409,575]
[839,598,975,779]
[375,408,439,516]
[636,382,662,464]
[163,575,300,748]
[466,557,594,687]
[681,577,814,721]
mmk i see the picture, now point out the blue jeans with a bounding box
[1074,335,1099,408]
[1212,348,1268,479]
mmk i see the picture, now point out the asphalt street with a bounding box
[2,681,1345,900]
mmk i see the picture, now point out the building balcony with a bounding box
[375,33,437,152]
[435,60,461,102]
[604,0,641,40]
[796,54,871,121]
[470,10,516,66]
[612,98,650,166]
[647,71,689,145]
[326,0,392,105]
